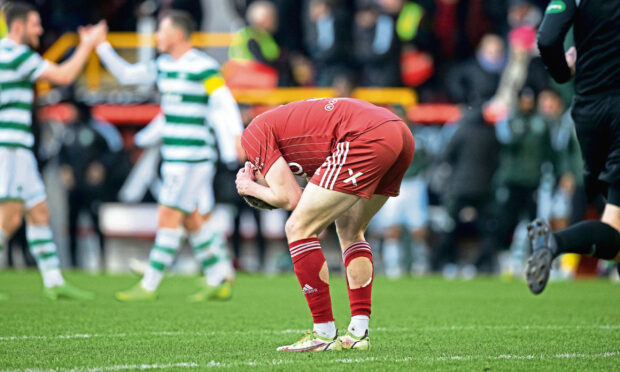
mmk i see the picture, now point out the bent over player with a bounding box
[0,2,105,300]
[95,11,243,301]
[236,98,414,351]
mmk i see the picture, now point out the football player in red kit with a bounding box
[235,98,414,351]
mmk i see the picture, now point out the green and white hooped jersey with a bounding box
[0,38,48,150]
[155,49,225,163]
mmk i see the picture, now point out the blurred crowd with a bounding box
[2,0,609,278]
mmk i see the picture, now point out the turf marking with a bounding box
[4,352,619,371]
[1,363,199,372]
[2,324,618,342]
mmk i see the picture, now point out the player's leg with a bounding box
[185,211,234,302]
[0,147,24,251]
[334,194,387,350]
[276,183,360,351]
[0,202,23,250]
[526,100,620,294]
[185,162,234,301]
[26,201,93,300]
[116,162,190,301]
[16,148,93,300]
[0,201,23,301]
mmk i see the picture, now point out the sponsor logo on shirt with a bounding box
[324,98,339,111]
[288,162,308,179]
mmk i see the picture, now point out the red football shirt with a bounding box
[241,98,402,178]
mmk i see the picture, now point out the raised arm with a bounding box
[236,159,303,211]
[37,21,106,85]
[207,80,245,164]
[95,40,157,85]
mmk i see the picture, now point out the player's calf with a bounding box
[342,241,373,343]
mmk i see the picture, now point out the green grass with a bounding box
[0,270,619,371]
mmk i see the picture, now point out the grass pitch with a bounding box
[0,271,619,371]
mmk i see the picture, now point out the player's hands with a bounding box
[78,20,108,48]
[565,46,577,78]
[91,20,109,47]
[235,162,256,196]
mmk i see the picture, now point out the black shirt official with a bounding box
[537,0,620,204]
[537,0,620,97]
[524,1,620,297]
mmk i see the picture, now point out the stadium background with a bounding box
[0,0,617,281]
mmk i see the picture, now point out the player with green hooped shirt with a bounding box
[95,10,243,302]
[0,2,107,300]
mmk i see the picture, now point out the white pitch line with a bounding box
[1,324,619,342]
[2,363,199,372]
[5,352,619,372]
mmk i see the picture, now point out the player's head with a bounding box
[5,2,42,49]
[157,10,195,53]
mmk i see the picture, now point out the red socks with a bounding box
[289,238,334,323]
[343,241,373,317]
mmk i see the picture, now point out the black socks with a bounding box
[553,220,620,260]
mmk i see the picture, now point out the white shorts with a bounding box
[0,147,46,210]
[371,177,429,231]
[159,161,215,215]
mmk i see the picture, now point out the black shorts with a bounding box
[571,94,620,206]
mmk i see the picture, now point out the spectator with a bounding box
[229,1,297,85]
[507,0,542,30]
[432,106,500,274]
[380,0,436,52]
[537,88,584,230]
[478,88,559,272]
[353,2,401,86]
[332,72,356,97]
[303,0,351,86]
[235,0,304,54]
[58,100,123,269]
[446,34,505,106]
[229,1,280,64]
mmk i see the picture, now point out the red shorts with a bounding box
[309,121,415,199]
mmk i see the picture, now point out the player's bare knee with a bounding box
[158,206,184,228]
[183,212,202,233]
[3,214,22,236]
[27,203,50,225]
[346,257,373,289]
[285,215,318,240]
